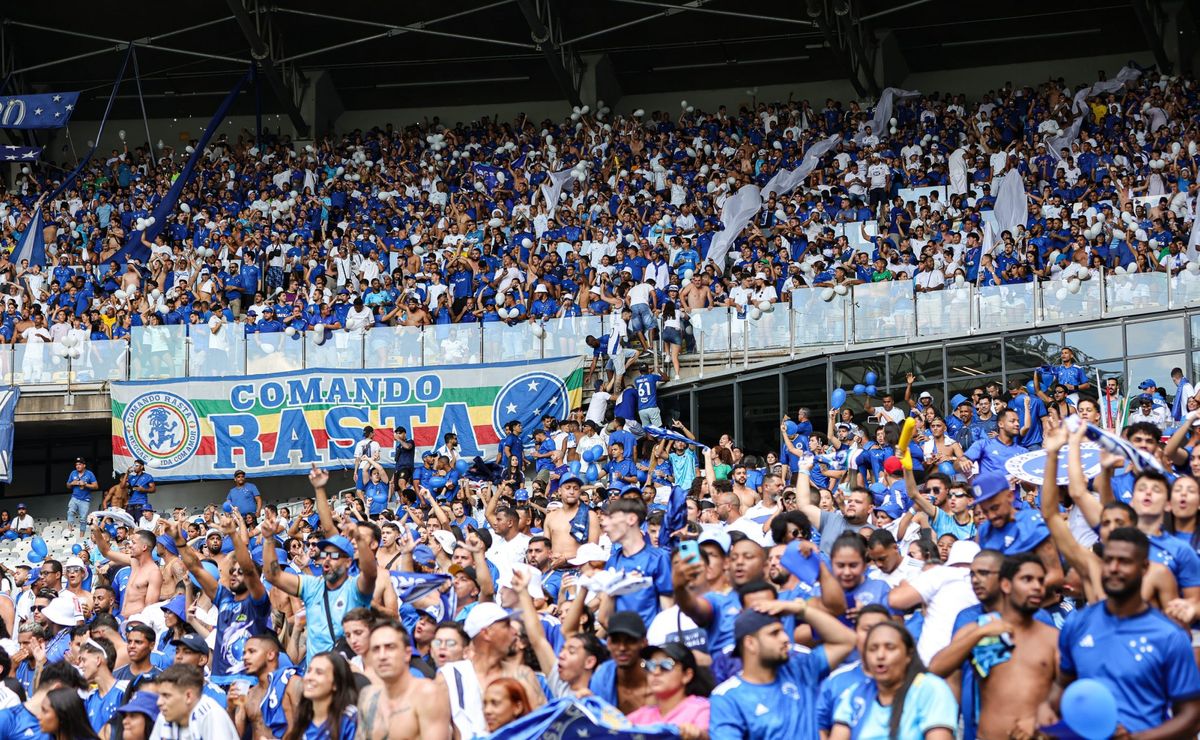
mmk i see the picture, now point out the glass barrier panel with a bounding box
[1170,270,1200,308]
[365,325,425,368]
[916,286,973,338]
[1041,276,1101,324]
[543,316,603,359]
[853,280,914,343]
[0,345,14,386]
[745,300,791,351]
[129,324,187,380]
[977,282,1035,331]
[13,342,68,385]
[188,322,245,378]
[481,321,544,364]
[246,331,305,375]
[305,329,364,370]
[429,323,483,365]
[791,288,848,347]
[692,307,732,359]
[71,339,127,383]
[1104,271,1168,316]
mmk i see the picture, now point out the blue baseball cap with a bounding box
[1138,378,1157,390]
[316,535,355,558]
[971,472,1011,505]
[116,692,160,723]
[1138,393,1155,404]
[878,502,905,520]
[733,610,782,657]
[559,475,584,488]
[412,544,436,567]
[170,633,210,656]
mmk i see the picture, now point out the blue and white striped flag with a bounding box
[12,206,46,268]
[643,425,709,451]
[1064,415,1174,480]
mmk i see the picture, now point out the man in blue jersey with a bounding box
[225,470,261,516]
[709,599,856,740]
[963,408,1026,477]
[633,363,665,428]
[972,471,1064,590]
[1045,527,1200,736]
[80,636,126,736]
[169,514,271,677]
[66,456,99,538]
[603,497,673,626]
[124,459,156,523]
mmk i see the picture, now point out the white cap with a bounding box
[498,563,545,601]
[534,284,548,294]
[918,391,933,400]
[64,556,87,571]
[430,529,457,555]
[464,601,512,638]
[42,594,82,627]
[946,540,981,567]
[567,542,610,566]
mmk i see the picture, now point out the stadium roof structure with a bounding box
[0,0,1160,133]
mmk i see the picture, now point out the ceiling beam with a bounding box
[515,0,582,108]
[225,0,309,136]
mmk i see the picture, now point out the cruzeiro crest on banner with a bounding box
[492,371,570,447]
[122,392,201,469]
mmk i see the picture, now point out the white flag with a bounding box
[949,147,969,197]
[864,88,920,142]
[706,185,762,271]
[992,169,1027,237]
[539,168,578,217]
[762,134,840,199]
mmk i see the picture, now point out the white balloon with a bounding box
[20,167,29,175]
[68,348,82,360]
[820,288,836,302]
[60,334,78,348]
[833,283,849,296]
[680,100,688,108]
[1067,278,1081,294]
[180,203,191,213]
[51,344,68,358]
[531,323,545,338]
[580,105,589,114]
[284,326,297,337]
[118,130,126,140]
[683,268,694,280]
[1055,288,1069,301]
[1189,261,1200,274]
[633,108,645,117]
[521,238,533,248]
[748,307,762,320]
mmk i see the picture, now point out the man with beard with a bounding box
[232,633,300,739]
[543,476,598,566]
[262,465,378,659]
[523,535,562,602]
[358,620,450,740]
[437,602,544,738]
[1041,528,1200,737]
[587,611,652,715]
[927,552,1057,740]
[168,513,270,678]
[91,526,161,618]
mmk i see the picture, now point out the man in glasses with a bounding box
[167,511,270,678]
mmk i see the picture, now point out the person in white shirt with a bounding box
[343,299,373,334]
[886,539,980,663]
[914,256,945,292]
[150,663,238,740]
[12,504,34,537]
[866,394,906,426]
[1127,394,1170,427]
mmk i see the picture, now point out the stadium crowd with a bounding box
[0,67,1198,382]
[0,68,1197,740]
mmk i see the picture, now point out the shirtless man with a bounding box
[233,633,301,739]
[101,470,130,510]
[358,620,451,740]
[730,465,758,509]
[543,476,598,566]
[930,553,1058,740]
[91,524,161,617]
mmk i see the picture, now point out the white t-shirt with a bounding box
[874,406,906,425]
[627,282,654,307]
[487,532,531,573]
[586,391,611,426]
[149,694,239,740]
[867,163,890,189]
[908,565,979,663]
[12,515,33,531]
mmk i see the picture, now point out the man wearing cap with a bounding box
[12,504,33,538]
[582,610,652,714]
[970,470,1064,592]
[709,599,856,740]
[225,470,261,516]
[437,600,543,739]
[40,593,81,663]
[260,466,377,659]
[63,555,91,607]
[66,457,99,538]
[79,636,126,735]
[171,633,228,708]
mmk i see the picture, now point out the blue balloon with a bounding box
[222,501,234,513]
[865,384,876,397]
[71,544,82,555]
[31,536,47,557]
[636,469,647,483]
[1061,678,1118,740]
[937,461,957,478]
[582,447,598,463]
[864,371,878,385]
[455,458,471,474]
[446,472,460,487]
[585,463,599,483]
[831,388,847,408]
[784,421,798,436]
[428,475,447,489]
[27,551,43,563]
[569,460,582,475]
[853,384,866,396]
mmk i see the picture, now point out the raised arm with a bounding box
[90,523,132,567]
[166,519,219,601]
[259,508,302,597]
[308,464,339,539]
[509,568,557,676]
[228,511,267,601]
[670,553,714,626]
[1042,426,1101,601]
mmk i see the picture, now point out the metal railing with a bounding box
[9,270,1200,388]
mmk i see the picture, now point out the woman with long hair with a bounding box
[660,301,685,381]
[482,677,533,733]
[1165,474,1200,557]
[37,687,101,740]
[284,652,359,740]
[830,622,957,740]
[627,642,714,738]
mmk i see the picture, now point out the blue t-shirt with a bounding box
[964,437,1025,478]
[1008,396,1048,448]
[226,483,260,514]
[710,646,831,740]
[261,666,298,737]
[832,673,959,740]
[605,542,673,626]
[0,705,44,740]
[86,680,129,733]
[977,508,1049,555]
[299,573,372,656]
[304,705,359,739]
[1059,602,1200,733]
[212,584,273,676]
[702,590,744,652]
[634,373,662,410]
[817,660,867,732]
[930,509,977,541]
[127,471,155,506]
[363,481,390,516]
[68,469,97,501]
[1149,533,1200,588]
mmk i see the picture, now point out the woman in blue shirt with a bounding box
[284,652,359,740]
[830,533,893,627]
[831,622,957,740]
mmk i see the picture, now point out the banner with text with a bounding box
[110,357,585,481]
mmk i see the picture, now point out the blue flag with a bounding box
[387,571,450,603]
[1066,416,1175,481]
[472,163,501,190]
[0,145,41,162]
[0,387,19,484]
[12,206,46,269]
[489,696,679,740]
[0,92,79,128]
[114,68,250,263]
[644,425,709,451]
[660,484,688,552]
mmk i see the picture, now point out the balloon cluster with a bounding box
[830,371,878,408]
[28,536,48,563]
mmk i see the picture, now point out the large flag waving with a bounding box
[762,134,840,199]
[539,168,578,217]
[705,184,762,270]
[992,169,1027,238]
[865,87,920,141]
[490,696,679,740]
[12,206,46,268]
